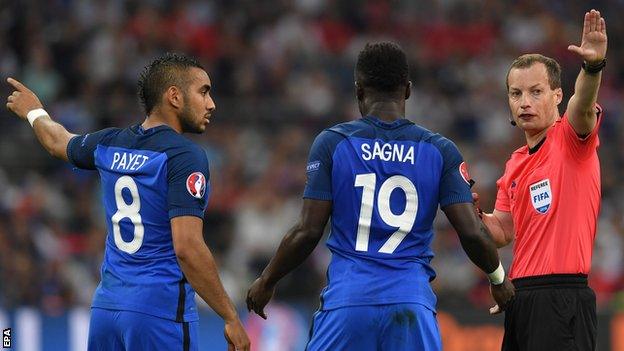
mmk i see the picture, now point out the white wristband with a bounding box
[26,108,49,127]
[487,262,505,285]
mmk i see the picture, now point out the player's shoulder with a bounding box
[78,127,123,145]
[148,129,209,177]
[325,118,424,139]
[96,126,123,137]
[163,129,203,153]
[312,120,359,146]
[313,118,387,151]
[416,127,461,156]
[326,119,370,137]
[129,125,205,158]
[162,131,207,162]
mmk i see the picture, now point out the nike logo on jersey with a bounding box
[361,141,415,164]
[110,152,150,171]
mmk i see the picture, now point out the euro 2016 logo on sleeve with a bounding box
[459,162,471,184]
[186,172,206,199]
[529,179,552,214]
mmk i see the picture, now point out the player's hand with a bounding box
[567,9,607,64]
[224,318,250,351]
[246,276,275,320]
[5,78,44,119]
[489,277,515,315]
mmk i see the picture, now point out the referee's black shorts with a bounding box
[502,274,597,351]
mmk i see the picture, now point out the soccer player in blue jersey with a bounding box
[5,53,250,351]
[246,42,515,350]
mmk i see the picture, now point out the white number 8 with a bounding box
[111,176,144,254]
[354,173,418,254]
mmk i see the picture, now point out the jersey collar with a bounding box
[133,124,175,135]
[363,115,413,129]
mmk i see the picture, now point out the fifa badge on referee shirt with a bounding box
[529,179,552,214]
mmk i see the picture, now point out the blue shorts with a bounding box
[88,307,198,351]
[306,304,441,351]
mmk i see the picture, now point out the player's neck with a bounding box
[363,101,404,122]
[142,112,182,133]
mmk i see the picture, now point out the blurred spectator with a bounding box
[0,0,622,317]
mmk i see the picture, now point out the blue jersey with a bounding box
[303,116,472,311]
[67,124,210,322]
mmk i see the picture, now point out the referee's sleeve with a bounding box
[495,175,511,212]
[561,104,603,160]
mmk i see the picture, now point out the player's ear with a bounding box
[554,87,563,106]
[355,81,364,102]
[405,81,411,100]
[166,85,183,109]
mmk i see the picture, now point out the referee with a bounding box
[476,9,606,351]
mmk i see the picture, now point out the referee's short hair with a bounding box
[355,42,409,92]
[138,53,204,115]
[506,54,562,90]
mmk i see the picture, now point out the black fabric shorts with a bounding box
[502,274,597,351]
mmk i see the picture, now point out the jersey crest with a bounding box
[529,178,552,214]
[186,172,206,199]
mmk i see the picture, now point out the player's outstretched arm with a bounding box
[5,78,76,161]
[246,199,331,319]
[566,9,607,136]
[442,202,515,314]
[171,216,250,351]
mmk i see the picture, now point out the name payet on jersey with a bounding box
[110,152,150,171]
[361,141,415,164]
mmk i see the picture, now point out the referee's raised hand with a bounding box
[567,9,607,64]
[489,277,515,315]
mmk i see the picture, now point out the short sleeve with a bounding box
[561,104,603,160]
[167,145,210,219]
[303,130,340,201]
[437,138,473,207]
[494,173,511,212]
[66,128,117,170]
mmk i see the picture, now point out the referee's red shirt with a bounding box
[495,107,602,279]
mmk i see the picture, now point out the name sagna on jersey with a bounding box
[361,141,414,164]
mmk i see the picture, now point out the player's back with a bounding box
[304,116,471,311]
[67,124,210,322]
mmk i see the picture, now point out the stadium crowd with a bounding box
[0,0,623,317]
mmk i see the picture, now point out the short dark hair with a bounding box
[506,54,562,90]
[137,53,204,115]
[355,42,409,92]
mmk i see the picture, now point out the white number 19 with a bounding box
[354,173,418,254]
